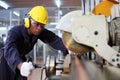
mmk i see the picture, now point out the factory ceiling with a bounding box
[6,0,81,8]
[0,0,82,27]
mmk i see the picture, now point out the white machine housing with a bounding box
[56,10,120,67]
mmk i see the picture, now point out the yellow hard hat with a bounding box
[28,6,48,24]
[92,0,119,17]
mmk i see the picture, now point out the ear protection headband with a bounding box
[24,18,30,28]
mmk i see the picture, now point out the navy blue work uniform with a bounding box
[0,25,68,80]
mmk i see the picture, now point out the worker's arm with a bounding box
[4,29,34,77]
[4,29,23,73]
[38,29,69,56]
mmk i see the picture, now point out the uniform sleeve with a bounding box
[39,29,69,56]
[4,30,22,73]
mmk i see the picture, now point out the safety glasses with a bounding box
[30,18,45,29]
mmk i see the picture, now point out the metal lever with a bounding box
[26,56,32,62]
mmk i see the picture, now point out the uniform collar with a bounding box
[22,25,38,43]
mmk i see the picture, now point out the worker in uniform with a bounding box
[0,6,68,80]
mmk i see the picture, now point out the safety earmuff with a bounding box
[24,18,30,28]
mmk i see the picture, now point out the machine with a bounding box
[56,10,120,68]
[35,10,120,80]
[56,10,120,80]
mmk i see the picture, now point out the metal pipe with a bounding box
[82,0,86,15]
[33,44,37,63]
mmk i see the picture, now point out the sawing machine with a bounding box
[38,10,120,80]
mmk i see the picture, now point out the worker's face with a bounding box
[29,18,45,36]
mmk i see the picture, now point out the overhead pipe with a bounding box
[81,0,86,15]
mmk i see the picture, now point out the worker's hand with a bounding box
[20,62,34,77]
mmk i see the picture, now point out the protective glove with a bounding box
[20,62,34,77]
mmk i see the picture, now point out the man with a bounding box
[0,6,68,80]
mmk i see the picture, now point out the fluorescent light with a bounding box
[0,1,9,9]
[59,10,62,15]
[13,11,20,16]
[55,0,61,8]
[0,27,7,31]
[50,22,58,25]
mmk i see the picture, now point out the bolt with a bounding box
[117,64,120,68]
[116,58,119,61]
[116,54,120,57]
[112,59,115,62]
